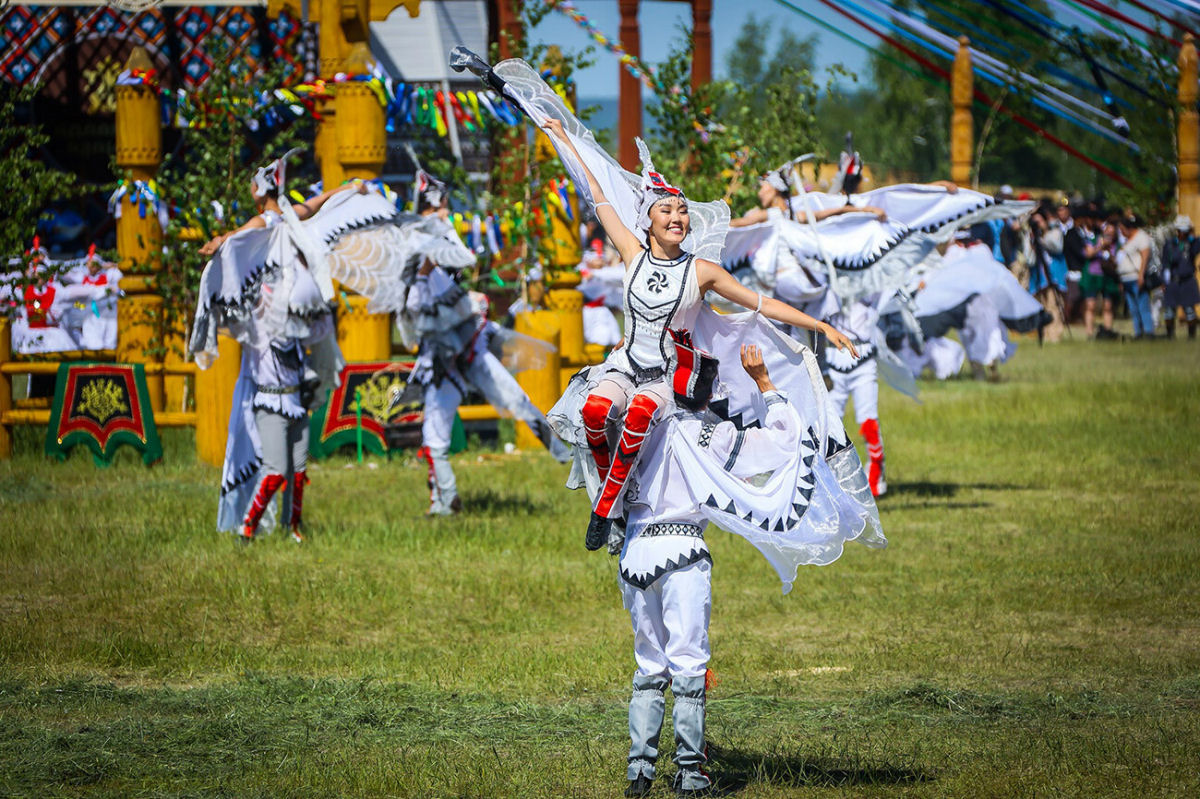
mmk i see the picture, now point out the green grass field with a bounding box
[1,338,1198,798]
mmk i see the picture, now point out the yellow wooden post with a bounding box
[333,41,392,361]
[1179,34,1199,226]
[114,47,165,411]
[951,36,973,187]
[0,318,11,459]
[193,335,242,467]
[536,47,587,375]
[514,310,561,450]
[337,43,387,180]
[544,271,585,378]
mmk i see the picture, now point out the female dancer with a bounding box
[726,167,885,319]
[191,151,397,541]
[539,119,858,547]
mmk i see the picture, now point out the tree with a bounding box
[0,85,88,280]
[136,39,312,359]
[643,23,824,215]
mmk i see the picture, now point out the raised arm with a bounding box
[541,118,643,267]
[291,179,367,221]
[198,215,268,256]
[729,207,769,228]
[796,204,887,223]
[696,259,859,357]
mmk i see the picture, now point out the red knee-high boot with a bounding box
[289,470,308,543]
[582,394,616,482]
[859,418,887,497]
[594,393,662,519]
[242,473,287,540]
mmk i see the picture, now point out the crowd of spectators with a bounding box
[975,186,1200,341]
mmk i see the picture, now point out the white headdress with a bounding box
[404,144,448,213]
[635,139,686,231]
[252,148,301,200]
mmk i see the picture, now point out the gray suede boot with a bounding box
[426,447,460,516]
[671,674,711,794]
[627,673,668,787]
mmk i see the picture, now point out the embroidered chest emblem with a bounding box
[645,270,670,294]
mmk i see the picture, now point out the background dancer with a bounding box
[190,152,395,542]
[377,165,570,516]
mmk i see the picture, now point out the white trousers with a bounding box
[621,559,712,680]
[828,359,879,425]
[422,350,562,510]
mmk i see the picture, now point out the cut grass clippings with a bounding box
[1,337,1198,797]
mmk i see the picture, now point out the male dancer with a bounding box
[380,167,569,515]
[617,331,887,796]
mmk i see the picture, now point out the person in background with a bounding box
[1080,214,1121,340]
[1029,203,1066,342]
[1061,202,1087,324]
[1161,214,1200,340]
[1116,214,1155,339]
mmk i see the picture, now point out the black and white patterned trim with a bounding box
[722,429,746,471]
[763,391,787,409]
[640,523,705,538]
[620,548,711,590]
[698,422,716,448]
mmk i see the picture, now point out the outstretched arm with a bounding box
[291,179,367,221]
[198,215,268,256]
[729,207,769,228]
[697,259,859,357]
[796,204,887,223]
[541,118,643,267]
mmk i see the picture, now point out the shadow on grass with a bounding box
[885,481,1025,498]
[707,743,933,793]
[461,488,554,515]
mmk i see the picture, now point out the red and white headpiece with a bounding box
[252,148,301,200]
[829,132,863,196]
[636,138,686,231]
[670,328,719,410]
[413,168,448,212]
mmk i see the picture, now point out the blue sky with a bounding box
[529,0,876,98]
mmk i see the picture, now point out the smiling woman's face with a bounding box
[757,179,782,209]
[647,196,690,246]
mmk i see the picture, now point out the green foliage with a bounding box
[644,26,825,214]
[0,85,89,277]
[135,39,312,355]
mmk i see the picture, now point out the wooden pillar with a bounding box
[496,0,522,60]
[950,36,973,187]
[0,318,11,459]
[1179,34,1199,225]
[691,0,712,90]
[513,310,560,451]
[334,41,391,361]
[618,0,642,170]
[315,0,350,188]
[114,46,165,412]
[337,43,387,180]
[193,335,241,467]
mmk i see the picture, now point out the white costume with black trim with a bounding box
[190,176,412,535]
[406,260,569,515]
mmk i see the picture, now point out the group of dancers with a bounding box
[187,47,1036,796]
[3,241,122,354]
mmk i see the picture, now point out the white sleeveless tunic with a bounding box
[616,249,702,381]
